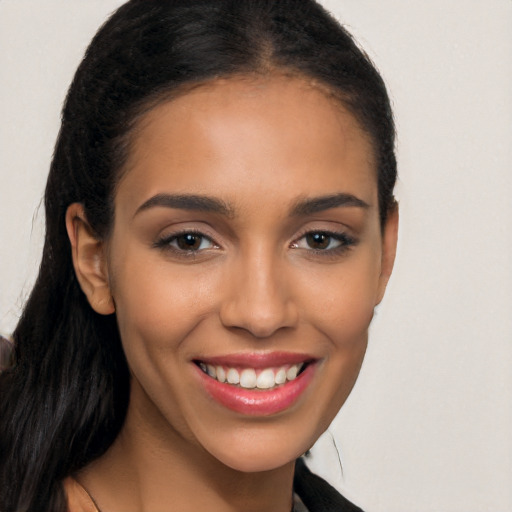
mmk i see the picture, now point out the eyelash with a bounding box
[152,229,218,256]
[153,229,357,258]
[290,230,357,257]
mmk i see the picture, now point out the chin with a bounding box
[198,423,321,474]
[214,447,302,473]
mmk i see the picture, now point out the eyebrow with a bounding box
[134,191,369,218]
[135,193,234,217]
[290,193,370,216]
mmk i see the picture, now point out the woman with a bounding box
[0,1,398,510]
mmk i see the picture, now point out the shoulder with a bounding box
[62,477,100,512]
[294,458,364,512]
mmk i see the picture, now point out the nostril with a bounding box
[219,299,298,338]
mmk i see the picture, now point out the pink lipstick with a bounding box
[193,352,316,416]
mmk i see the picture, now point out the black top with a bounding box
[294,458,364,512]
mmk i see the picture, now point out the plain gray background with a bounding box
[1,1,511,511]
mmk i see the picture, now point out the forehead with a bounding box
[116,75,377,215]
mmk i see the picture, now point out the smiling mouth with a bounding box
[195,361,309,391]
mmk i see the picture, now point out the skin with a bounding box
[66,75,398,512]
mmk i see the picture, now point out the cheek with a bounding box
[110,252,219,358]
[299,253,381,344]
[291,252,380,418]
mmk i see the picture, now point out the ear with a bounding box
[65,203,115,315]
[375,203,399,305]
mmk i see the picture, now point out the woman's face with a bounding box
[100,76,397,472]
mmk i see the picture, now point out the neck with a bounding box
[76,394,296,512]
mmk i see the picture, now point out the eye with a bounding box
[154,231,217,252]
[291,230,356,252]
[172,233,213,251]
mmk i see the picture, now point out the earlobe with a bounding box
[375,203,399,305]
[65,203,115,315]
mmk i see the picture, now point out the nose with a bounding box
[219,250,298,338]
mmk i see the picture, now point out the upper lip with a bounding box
[194,351,317,368]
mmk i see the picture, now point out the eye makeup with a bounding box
[290,229,358,260]
[152,225,358,262]
[152,228,221,259]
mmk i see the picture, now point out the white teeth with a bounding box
[199,362,306,388]
[286,365,299,381]
[226,368,240,384]
[275,368,287,385]
[216,366,226,383]
[240,368,257,388]
[256,368,275,389]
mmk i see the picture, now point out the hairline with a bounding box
[105,68,379,238]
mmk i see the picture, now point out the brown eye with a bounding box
[305,232,332,250]
[175,233,204,251]
[154,231,216,252]
[291,230,356,254]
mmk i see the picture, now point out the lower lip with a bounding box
[195,363,315,416]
